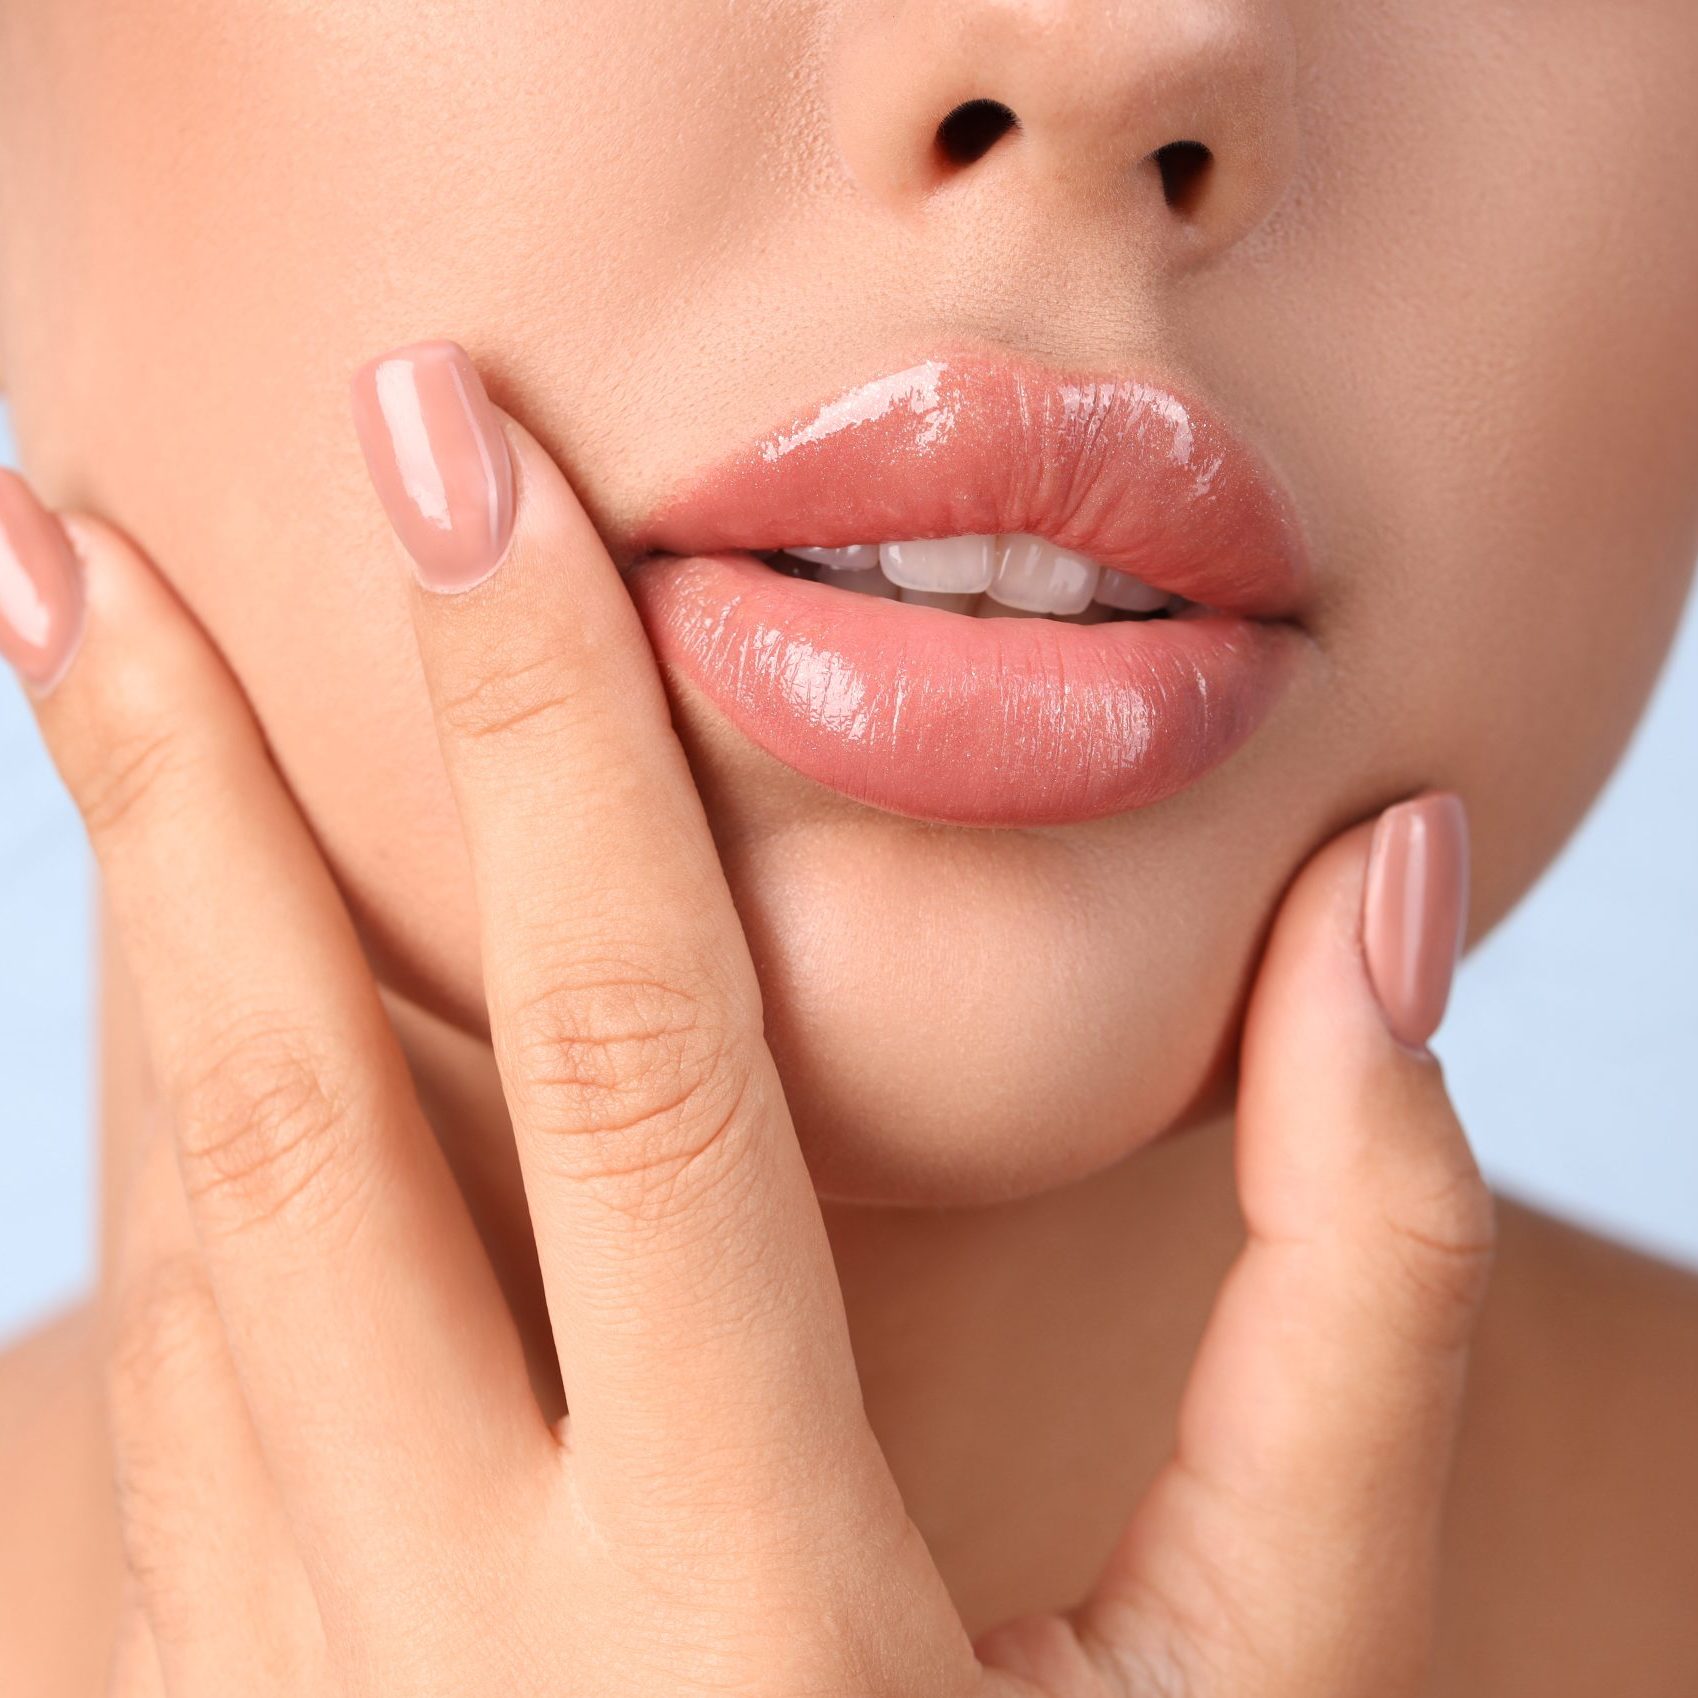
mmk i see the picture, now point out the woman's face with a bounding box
[4,0,1696,1202]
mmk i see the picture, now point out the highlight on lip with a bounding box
[635,552,1299,826]
[630,354,1309,828]
[640,355,1305,616]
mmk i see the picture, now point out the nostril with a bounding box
[935,99,1018,169]
[1152,140,1214,215]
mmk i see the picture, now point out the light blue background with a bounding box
[2,406,1695,1341]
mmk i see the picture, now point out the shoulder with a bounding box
[0,1305,122,1698]
[1435,1201,1698,1696]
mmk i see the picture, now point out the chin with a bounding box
[686,722,1277,1210]
[777,1017,1236,1209]
[755,916,1245,1207]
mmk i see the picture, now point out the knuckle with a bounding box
[171,1013,369,1238]
[499,959,758,1193]
[108,1253,221,1428]
[1380,1156,1498,1346]
[435,651,581,748]
[106,1262,230,1593]
[75,719,199,845]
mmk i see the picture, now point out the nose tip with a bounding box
[831,0,1298,262]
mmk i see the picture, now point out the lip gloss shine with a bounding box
[632,355,1308,827]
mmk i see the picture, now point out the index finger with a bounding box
[351,342,880,1516]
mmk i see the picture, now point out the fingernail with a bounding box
[1363,792,1470,1049]
[0,469,85,693]
[350,340,515,593]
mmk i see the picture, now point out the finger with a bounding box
[353,343,878,1516]
[4,470,538,1555]
[1076,795,1493,1696]
[105,1129,317,1694]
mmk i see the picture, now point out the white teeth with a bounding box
[1092,569,1169,613]
[879,535,996,595]
[771,534,1189,620]
[987,533,1099,615]
[786,545,881,571]
[1093,570,1175,618]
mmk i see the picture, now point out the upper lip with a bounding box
[633,351,1306,620]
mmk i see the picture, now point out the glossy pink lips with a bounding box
[631,356,1307,828]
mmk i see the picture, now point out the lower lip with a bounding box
[631,553,1299,828]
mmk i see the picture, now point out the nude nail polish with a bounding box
[0,469,85,692]
[1362,793,1470,1049]
[350,340,515,592]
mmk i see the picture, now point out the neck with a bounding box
[96,921,1243,1630]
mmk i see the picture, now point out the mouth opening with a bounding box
[726,535,1208,625]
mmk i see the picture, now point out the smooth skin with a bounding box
[21,406,1495,1696]
[5,0,1698,1201]
[5,0,1698,1688]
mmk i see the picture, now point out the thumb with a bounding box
[984,795,1495,1697]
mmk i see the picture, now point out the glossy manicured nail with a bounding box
[351,340,515,592]
[1363,792,1470,1049]
[0,469,85,692]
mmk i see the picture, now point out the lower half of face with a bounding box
[4,0,1696,1203]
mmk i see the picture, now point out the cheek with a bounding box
[1195,1,1698,933]
[1,0,808,1032]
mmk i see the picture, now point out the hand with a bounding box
[4,343,1492,1696]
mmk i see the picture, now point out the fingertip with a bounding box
[0,467,86,696]
[1236,796,1481,1231]
[1246,791,1471,1083]
[1362,792,1469,1051]
[350,338,517,594]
